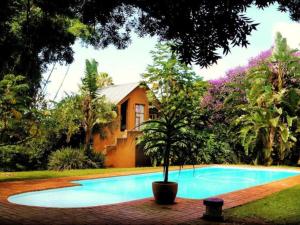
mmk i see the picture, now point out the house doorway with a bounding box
[135,144,151,167]
[120,100,128,131]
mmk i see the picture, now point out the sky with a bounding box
[44,4,300,101]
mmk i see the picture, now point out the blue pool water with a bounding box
[8,166,300,208]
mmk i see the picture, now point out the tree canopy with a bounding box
[1,1,299,94]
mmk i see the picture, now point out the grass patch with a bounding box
[225,185,300,225]
[0,167,162,182]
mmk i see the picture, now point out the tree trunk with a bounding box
[164,141,170,183]
[84,124,91,154]
[83,96,92,155]
[264,127,275,165]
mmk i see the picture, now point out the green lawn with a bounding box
[225,185,300,225]
[0,167,161,182]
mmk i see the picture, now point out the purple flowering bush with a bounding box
[198,49,272,163]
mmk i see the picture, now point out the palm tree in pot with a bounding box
[139,43,207,204]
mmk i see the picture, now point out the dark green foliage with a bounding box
[198,133,237,164]
[0,67,112,171]
[201,33,300,166]
[1,1,299,95]
[80,59,117,153]
[0,145,31,171]
[48,147,104,171]
[0,144,49,171]
[0,74,37,146]
[50,94,83,144]
[0,0,77,95]
[88,150,105,169]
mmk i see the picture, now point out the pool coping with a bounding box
[1,165,300,225]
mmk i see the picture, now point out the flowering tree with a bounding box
[200,33,300,165]
[202,48,273,122]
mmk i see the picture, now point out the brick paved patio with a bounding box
[1,167,300,225]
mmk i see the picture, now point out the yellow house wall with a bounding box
[104,131,141,167]
[120,87,149,130]
[93,86,149,167]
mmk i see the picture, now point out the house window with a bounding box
[135,104,145,130]
[120,100,128,131]
[149,107,158,120]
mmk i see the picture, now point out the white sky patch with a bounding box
[272,22,300,49]
[44,35,157,101]
[199,23,300,81]
[197,46,260,81]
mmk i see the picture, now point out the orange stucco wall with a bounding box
[93,86,149,167]
[120,87,149,130]
[104,131,141,167]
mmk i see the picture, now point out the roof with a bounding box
[97,82,142,104]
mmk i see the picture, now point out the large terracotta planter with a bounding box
[152,181,178,204]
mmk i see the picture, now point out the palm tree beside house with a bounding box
[80,59,117,155]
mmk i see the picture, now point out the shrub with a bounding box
[48,148,89,170]
[48,147,105,170]
[0,145,31,171]
[205,135,237,164]
[89,150,105,168]
[0,139,57,171]
[25,137,56,170]
[195,132,237,164]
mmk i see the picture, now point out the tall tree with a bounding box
[0,74,38,146]
[235,33,300,165]
[81,59,116,154]
[139,43,207,182]
[97,72,114,87]
[1,1,299,96]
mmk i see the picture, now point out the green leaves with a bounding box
[140,43,206,181]
[81,59,99,97]
[0,74,37,146]
[270,117,280,127]
[287,115,296,127]
[233,32,300,165]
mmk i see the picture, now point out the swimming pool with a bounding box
[8,166,300,208]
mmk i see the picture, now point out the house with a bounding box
[93,82,154,167]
